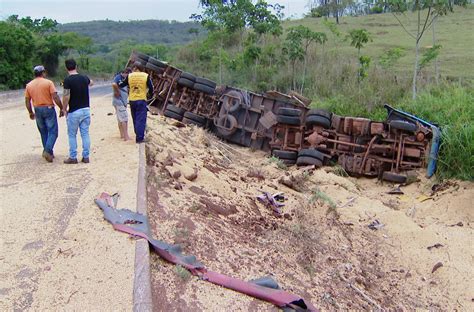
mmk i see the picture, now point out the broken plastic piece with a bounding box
[95,192,317,311]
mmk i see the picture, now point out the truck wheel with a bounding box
[134,52,149,61]
[305,115,330,129]
[180,72,196,82]
[272,150,298,160]
[163,110,183,121]
[195,77,217,89]
[307,109,332,120]
[194,83,215,95]
[382,171,408,183]
[177,78,194,89]
[296,156,323,167]
[298,149,324,161]
[147,57,167,68]
[277,107,302,117]
[184,111,206,124]
[389,120,417,132]
[165,104,186,116]
[276,115,301,126]
[145,62,161,73]
[182,117,205,127]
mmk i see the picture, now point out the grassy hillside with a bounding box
[285,5,474,80]
[59,19,205,46]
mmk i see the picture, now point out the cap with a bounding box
[33,65,45,74]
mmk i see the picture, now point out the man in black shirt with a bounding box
[62,59,93,164]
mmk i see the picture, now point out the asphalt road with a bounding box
[0,90,137,311]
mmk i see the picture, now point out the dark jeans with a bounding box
[129,100,147,142]
[34,106,58,154]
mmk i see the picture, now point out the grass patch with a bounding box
[310,188,337,209]
[268,156,288,170]
[174,265,192,281]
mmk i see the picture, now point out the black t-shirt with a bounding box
[63,74,90,113]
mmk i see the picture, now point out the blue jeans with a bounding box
[67,108,91,159]
[130,100,147,142]
[34,106,58,155]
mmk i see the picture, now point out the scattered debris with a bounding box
[416,195,433,202]
[278,174,308,192]
[431,180,459,195]
[387,186,404,195]
[95,192,317,311]
[257,192,285,216]
[368,219,385,231]
[431,262,443,273]
[339,273,383,310]
[247,168,265,181]
[338,197,356,208]
[184,169,198,181]
[107,112,113,116]
[172,170,181,179]
[448,221,463,227]
[427,243,444,250]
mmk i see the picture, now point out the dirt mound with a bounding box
[145,115,473,311]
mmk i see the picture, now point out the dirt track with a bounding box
[145,114,473,311]
[0,93,138,310]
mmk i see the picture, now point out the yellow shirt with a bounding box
[128,72,149,101]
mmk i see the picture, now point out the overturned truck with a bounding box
[127,51,440,182]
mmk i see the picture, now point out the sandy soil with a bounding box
[145,114,473,311]
[0,93,138,310]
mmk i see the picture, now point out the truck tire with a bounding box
[296,156,323,167]
[305,115,330,129]
[389,120,417,133]
[165,104,186,116]
[382,171,408,183]
[298,149,324,161]
[180,72,196,81]
[182,117,205,127]
[194,83,215,95]
[307,109,331,120]
[184,111,206,125]
[195,77,217,89]
[276,115,301,126]
[278,107,302,117]
[163,110,183,121]
[145,62,161,73]
[134,52,149,61]
[147,57,167,68]
[272,150,298,160]
[177,78,194,89]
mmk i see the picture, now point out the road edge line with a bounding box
[133,143,153,312]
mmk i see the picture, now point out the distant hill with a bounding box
[58,19,205,46]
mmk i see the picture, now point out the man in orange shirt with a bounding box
[25,65,64,162]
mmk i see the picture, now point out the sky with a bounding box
[0,0,310,23]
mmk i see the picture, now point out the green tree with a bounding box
[283,25,327,92]
[385,0,459,99]
[347,28,372,58]
[0,21,35,89]
[7,15,72,76]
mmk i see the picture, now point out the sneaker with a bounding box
[64,158,78,164]
[42,151,53,163]
[81,157,90,163]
